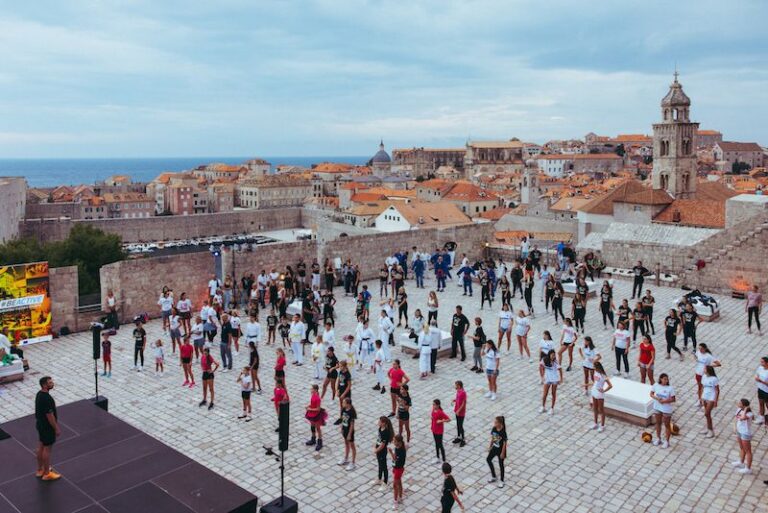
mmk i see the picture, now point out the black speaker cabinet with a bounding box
[260,496,298,513]
[91,395,109,411]
[278,402,289,452]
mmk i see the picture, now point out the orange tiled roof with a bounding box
[478,207,513,220]
[695,181,739,202]
[363,187,417,198]
[313,163,355,173]
[578,180,647,215]
[696,129,721,136]
[716,141,762,152]
[572,153,622,160]
[654,200,727,228]
[617,188,674,205]
[351,192,388,203]
[444,182,499,202]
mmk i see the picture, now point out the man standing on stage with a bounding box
[35,376,61,481]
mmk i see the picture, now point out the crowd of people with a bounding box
[77,245,768,508]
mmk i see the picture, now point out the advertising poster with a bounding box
[0,262,52,345]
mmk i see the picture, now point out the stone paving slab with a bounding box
[2,274,767,512]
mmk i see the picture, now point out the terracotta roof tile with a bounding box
[653,199,727,228]
[617,188,674,205]
[578,180,647,215]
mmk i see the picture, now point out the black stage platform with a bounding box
[0,399,258,513]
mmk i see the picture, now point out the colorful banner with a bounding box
[0,262,52,345]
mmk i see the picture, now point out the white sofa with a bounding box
[672,296,720,321]
[0,358,24,384]
[562,280,598,298]
[603,377,654,426]
[399,330,452,354]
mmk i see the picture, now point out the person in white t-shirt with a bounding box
[538,331,555,384]
[322,323,335,350]
[700,366,720,438]
[755,356,768,425]
[378,310,395,363]
[482,340,500,401]
[237,367,253,421]
[732,398,755,474]
[694,344,721,407]
[650,373,676,448]
[158,292,174,332]
[289,314,306,365]
[207,275,221,300]
[539,350,563,415]
[497,304,513,353]
[513,310,532,362]
[610,322,632,377]
[310,335,326,380]
[356,319,375,370]
[591,362,612,433]
[579,336,600,396]
[372,340,387,391]
[557,318,579,371]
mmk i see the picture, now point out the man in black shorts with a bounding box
[35,376,61,481]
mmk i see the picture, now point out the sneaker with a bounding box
[338,459,348,466]
[305,438,317,446]
[435,459,443,465]
[490,393,497,401]
[199,400,207,407]
[35,470,45,478]
[452,438,461,444]
[484,391,492,398]
[737,467,752,474]
[208,403,214,410]
[245,416,252,422]
[255,389,262,395]
[528,357,532,363]
[380,387,386,395]
[379,484,387,492]
[387,412,396,418]
[373,384,381,391]
[315,439,323,451]
[548,408,554,415]
[704,431,714,438]
[590,423,598,430]
[469,366,478,372]
[661,441,669,449]
[345,463,355,471]
[652,439,660,446]
[566,366,571,372]
[731,461,745,468]
[459,440,466,447]
[597,426,605,433]
[624,372,630,378]
[487,477,497,483]
[498,481,505,488]
[539,406,546,413]
[41,471,62,481]
[182,380,189,386]
[188,382,196,388]
[238,414,247,419]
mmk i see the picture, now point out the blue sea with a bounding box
[0,157,369,187]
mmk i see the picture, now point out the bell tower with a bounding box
[652,71,699,199]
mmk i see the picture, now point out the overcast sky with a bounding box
[1,0,767,158]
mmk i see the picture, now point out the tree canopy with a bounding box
[0,225,125,295]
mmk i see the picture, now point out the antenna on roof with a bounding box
[673,62,679,83]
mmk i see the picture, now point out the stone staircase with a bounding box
[679,211,768,293]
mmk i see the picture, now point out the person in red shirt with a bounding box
[387,360,410,418]
[451,381,467,447]
[180,336,195,387]
[275,348,287,389]
[637,335,656,385]
[431,399,451,464]
[198,348,219,411]
[304,384,327,451]
[272,377,289,432]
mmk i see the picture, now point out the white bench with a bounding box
[603,377,654,426]
[399,330,452,355]
[562,280,598,298]
[0,358,24,384]
[672,296,720,322]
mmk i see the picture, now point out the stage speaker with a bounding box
[91,395,109,412]
[0,427,10,441]
[278,402,289,452]
[260,496,298,513]
[91,325,102,360]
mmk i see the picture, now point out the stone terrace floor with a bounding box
[2,275,767,513]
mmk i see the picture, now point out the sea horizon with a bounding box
[0,156,369,187]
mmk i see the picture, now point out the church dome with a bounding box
[371,140,391,164]
[661,74,691,107]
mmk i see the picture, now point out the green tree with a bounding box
[0,224,125,295]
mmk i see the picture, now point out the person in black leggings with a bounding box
[132,321,146,370]
[486,416,507,488]
[431,399,450,463]
[642,290,655,335]
[599,283,615,328]
[374,416,393,486]
[552,283,565,323]
[663,309,683,359]
[632,302,647,342]
[440,462,464,513]
[681,303,699,352]
[396,287,409,328]
[544,275,556,312]
[571,294,586,333]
